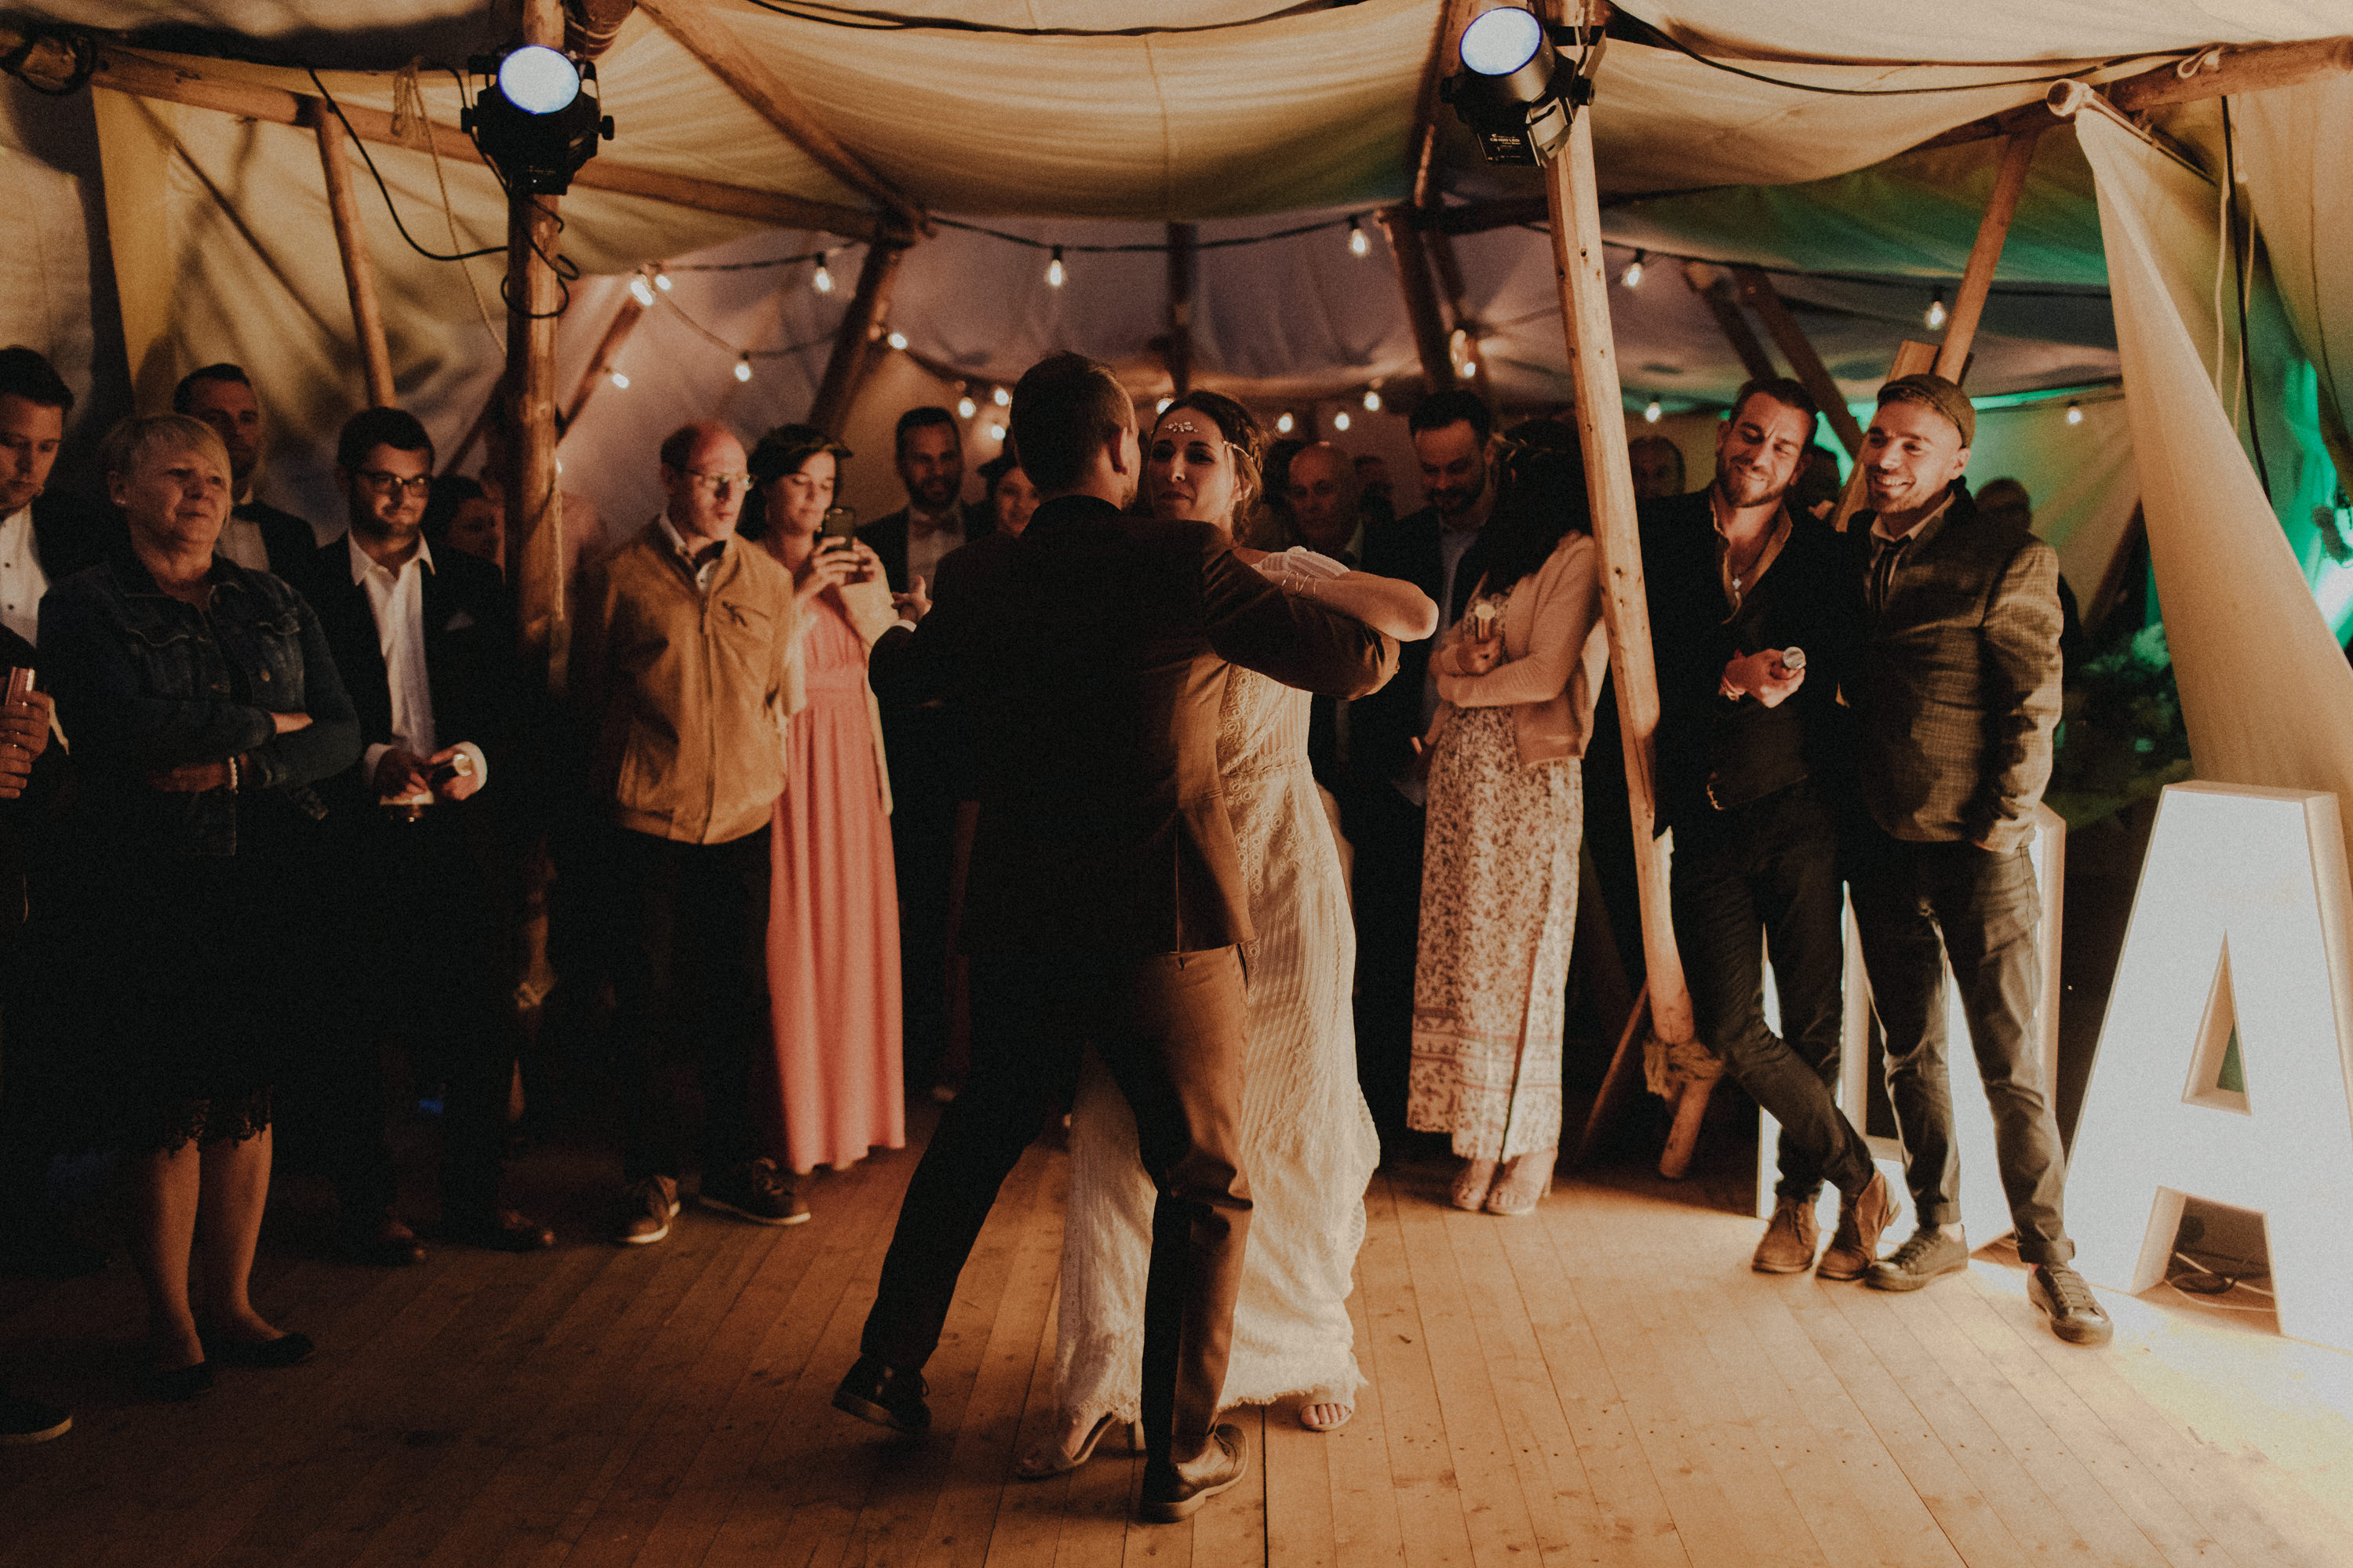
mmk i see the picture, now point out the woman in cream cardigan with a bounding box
[1407,441,1610,1216]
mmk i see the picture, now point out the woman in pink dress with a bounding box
[745,424,906,1178]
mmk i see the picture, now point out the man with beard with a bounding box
[1347,388,1495,1151]
[1643,378,1895,1278]
[173,365,325,584]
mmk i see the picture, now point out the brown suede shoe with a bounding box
[1751,1195,1820,1273]
[1138,1423,1249,1523]
[1815,1170,1898,1282]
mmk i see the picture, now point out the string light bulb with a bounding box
[957,395,978,419]
[2066,399,2085,426]
[1334,410,1353,432]
[1459,358,1478,378]
[1348,217,1371,258]
[1156,397,1174,414]
[1645,399,1663,424]
[733,356,752,383]
[988,423,1007,442]
[1621,250,1646,289]
[628,275,655,307]
[608,369,629,389]
[653,270,672,293]
[1276,412,1295,435]
[1047,246,1067,288]
[1925,288,1947,330]
[1363,388,1382,413]
[887,331,909,351]
[813,253,835,295]
[992,385,1011,407]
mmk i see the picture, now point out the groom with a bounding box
[834,353,1397,1521]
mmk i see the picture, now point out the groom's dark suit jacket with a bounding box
[868,493,1399,956]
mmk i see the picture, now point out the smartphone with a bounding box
[819,506,859,548]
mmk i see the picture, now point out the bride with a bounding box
[1022,391,1437,1474]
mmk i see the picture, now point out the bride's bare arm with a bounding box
[1292,571,1438,642]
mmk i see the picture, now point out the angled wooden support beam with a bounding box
[1424,228,1495,406]
[1732,266,1865,457]
[1934,128,2044,383]
[0,26,900,244]
[809,240,908,438]
[1408,0,1481,210]
[1164,222,1197,398]
[559,267,656,435]
[1680,261,1777,385]
[313,109,397,408]
[2107,35,2353,114]
[635,0,928,237]
[1378,206,1456,400]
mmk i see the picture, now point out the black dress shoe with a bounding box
[0,1392,71,1443]
[139,1360,214,1402]
[1139,1423,1250,1523]
[832,1354,931,1435]
[338,1219,427,1268]
[206,1332,315,1370]
[446,1209,555,1252]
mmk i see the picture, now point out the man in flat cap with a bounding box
[1844,374,2110,1347]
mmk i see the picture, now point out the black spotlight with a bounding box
[461,44,613,195]
[1441,6,1597,167]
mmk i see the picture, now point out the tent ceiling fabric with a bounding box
[1634,0,2353,61]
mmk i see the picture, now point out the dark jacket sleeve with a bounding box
[38,582,279,770]
[244,586,361,790]
[1193,529,1397,699]
[868,584,968,711]
[1972,537,2063,850]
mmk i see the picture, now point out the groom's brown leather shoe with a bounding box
[1138,1423,1249,1523]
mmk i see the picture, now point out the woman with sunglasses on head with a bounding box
[1021,392,1433,1472]
[741,424,905,1195]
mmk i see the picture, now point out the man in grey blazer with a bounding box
[1845,375,2111,1347]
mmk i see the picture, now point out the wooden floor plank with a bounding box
[1186,1402,1266,1566]
[1356,1177,1478,1568]
[1320,1261,1409,1568]
[1262,1386,1338,1568]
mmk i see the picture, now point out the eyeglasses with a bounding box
[684,469,753,493]
[356,470,433,498]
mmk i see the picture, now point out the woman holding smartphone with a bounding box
[742,424,905,1189]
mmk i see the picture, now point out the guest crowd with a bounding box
[0,334,2108,1466]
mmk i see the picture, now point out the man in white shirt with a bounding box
[298,407,550,1260]
[173,364,323,585]
[0,347,116,652]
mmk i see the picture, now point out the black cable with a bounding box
[1631,25,2177,99]
[304,67,504,263]
[2222,96,2272,503]
[933,213,1357,254]
[670,249,834,272]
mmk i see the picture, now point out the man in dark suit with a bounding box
[858,406,986,1092]
[1643,378,1894,1279]
[1345,388,1494,1148]
[0,347,117,636]
[834,354,1397,1523]
[173,363,323,584]
[303,407,551,1257]
[1844,374,2108,1346]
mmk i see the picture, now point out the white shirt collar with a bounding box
[657,511,731,564]
[348,530,434,585]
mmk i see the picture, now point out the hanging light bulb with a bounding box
[608,369,630,389]
[1348,216,1371,258]
[1621,249,1646,289]
[887,331,909,351]
[993,385,1011,407]
[813,252,835,295]
[1459,358,1479,378]
[988,423,1007,442]
[1925,288,1947,330]
[628,275,655,307]
[1334,409,1353,432]
[1047,246,1067,288]
[2066,399,2085,426]
[653,270,672,293]
[1276,412,1295,435]
[1156,397,1174,414]
[1644,399,1663,424]
[734,356,752,383]
[957,395,978,419]
[1363,388,1382,413]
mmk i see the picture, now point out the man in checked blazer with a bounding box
[1844,374,2110,1348]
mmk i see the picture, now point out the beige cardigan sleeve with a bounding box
[1434,533,1601,708]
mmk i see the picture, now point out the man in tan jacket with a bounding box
[570,420,806,1242]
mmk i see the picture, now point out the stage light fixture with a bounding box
[1926,288,1948,330]
[1622,250,1646,289]
[1348,217,1371,258]
[1364,388,1382,413]
[1645,400,1663,424]
[461,43,611,195]
[734,356,752,383]
[1047,247,1068,288]
[1442,5,1597,168]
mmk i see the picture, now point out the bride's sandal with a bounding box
[1450,1158,1499,1212]
[1299,1388,1354,1432]
[1014,1410,1142,1481]
[1483,1148,1557,1217]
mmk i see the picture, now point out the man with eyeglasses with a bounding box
[570,420,808,1243]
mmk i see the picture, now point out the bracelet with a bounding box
[226,754,239,792]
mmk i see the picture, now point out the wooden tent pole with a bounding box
[502,0,567,692]
[636,0,927,237]
[313,109,396,408]
[1379,206,1456,398]
[1164,222,1197,398]
[808,240,907,438]
[1681,262,1778,385]
[1539,7,1701,1176]
[1732,267,1865,457]
[1426,227,1495,406]
[1935,129,2043,383]
[558,268,656,435]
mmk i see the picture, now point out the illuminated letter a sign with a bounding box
[2069,783,2353,1352]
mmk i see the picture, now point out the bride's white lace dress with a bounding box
[1053,660,1380,1419]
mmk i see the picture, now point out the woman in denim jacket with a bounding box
[39,414,358,1400]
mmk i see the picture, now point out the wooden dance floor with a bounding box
[4,1108,2351,1567]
